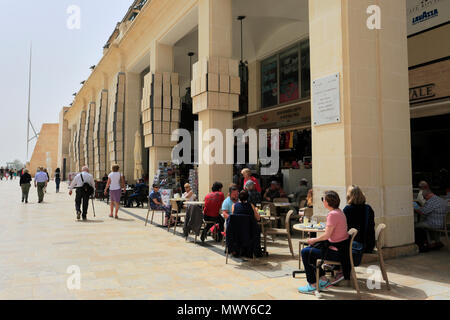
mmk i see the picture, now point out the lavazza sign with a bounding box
[407,0,450,35]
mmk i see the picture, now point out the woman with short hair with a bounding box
[232,190,261,221]
[241,168,261,193]
[20,169,32,203]
[182,183,196,201]
[104,164,126,219]
[298,191,350,294]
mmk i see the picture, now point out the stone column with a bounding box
[70,125,77,173]
[124,72,141,182]
[143,41,179,181]
[93,90,108,179]
[107,73,126,173]
[193,0,240,199]
[84,102,96,171]
[77,110,86,171]
[309,0,414,247]
[58,107,70,174]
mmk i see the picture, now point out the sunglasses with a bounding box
[321,197,325,202]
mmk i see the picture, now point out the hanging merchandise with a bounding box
[289,131,294,149]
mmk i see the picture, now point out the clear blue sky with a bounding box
[0,0,132,167]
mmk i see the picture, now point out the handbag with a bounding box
[352,205,369,266]
[308,240,330,269]
[80,173,94,196]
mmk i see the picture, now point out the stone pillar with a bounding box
[70,125,77,173]
[107,73,126,173]
[84,102,95,171]
[193,0,239,199]
[309,0,414,247]
[124,72,142,182]
[77,110,86,171]
[93,90,108,179]
[58,107,70,174]
[143,41,179,181]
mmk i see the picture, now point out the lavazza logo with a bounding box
[411,0,440,25]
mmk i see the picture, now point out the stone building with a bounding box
[27,123,59,177]
[56,0,450,252]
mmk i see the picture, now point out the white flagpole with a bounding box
[26,43,32,161]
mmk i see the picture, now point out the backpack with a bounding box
[80,173,94,196]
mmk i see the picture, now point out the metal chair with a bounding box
[315,228,360,298]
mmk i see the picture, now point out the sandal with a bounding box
[109,214,114,218]
[115,216,119,219]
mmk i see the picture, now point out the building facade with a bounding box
[57,0,449,250]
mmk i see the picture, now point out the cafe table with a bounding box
[258,215,273,256]
[184,201,205,208]
[292,224,326,278]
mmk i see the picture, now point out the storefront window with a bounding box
[261,56,278,108]
[279,46,299,103]
[261,38,311,109]
[300,39,310,98]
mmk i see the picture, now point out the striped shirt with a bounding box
[421,195,447,229]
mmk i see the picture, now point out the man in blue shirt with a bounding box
[221,185,239,220]
[149,184,171,226]
[415,189,447,250]
[34,167,49,203]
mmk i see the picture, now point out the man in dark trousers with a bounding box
[68,166,95,221]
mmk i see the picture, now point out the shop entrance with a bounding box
[411,113,450,195]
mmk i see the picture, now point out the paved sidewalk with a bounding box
[0,179,449,300]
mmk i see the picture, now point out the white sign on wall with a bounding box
[312,73,341,126]
[407,0,450,36]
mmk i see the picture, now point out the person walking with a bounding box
[20,169,32,203]
[43,169,50,193]
[69,166,95,221]
[55,168,61,193]
[34,167,48,203]
[104,164,126,219]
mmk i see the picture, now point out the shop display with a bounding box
[188,166,199,199]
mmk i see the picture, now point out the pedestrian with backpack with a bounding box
[69,166,95,221]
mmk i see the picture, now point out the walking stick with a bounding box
[91,196,96,218]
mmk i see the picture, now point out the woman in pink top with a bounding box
[298,191,349,294]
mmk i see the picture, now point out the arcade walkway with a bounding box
[0,180,449,300]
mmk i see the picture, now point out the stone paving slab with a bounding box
[0,179,449,300]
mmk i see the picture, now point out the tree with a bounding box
[9,159,25,170]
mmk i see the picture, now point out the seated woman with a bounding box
[232,190,261,222]
[182,183,196,201]
[344,185,375,254]
[226,190,262,258]
[298,191,350,294]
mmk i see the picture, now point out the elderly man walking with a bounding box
[69,166,95,221]
[34,167,49,203]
